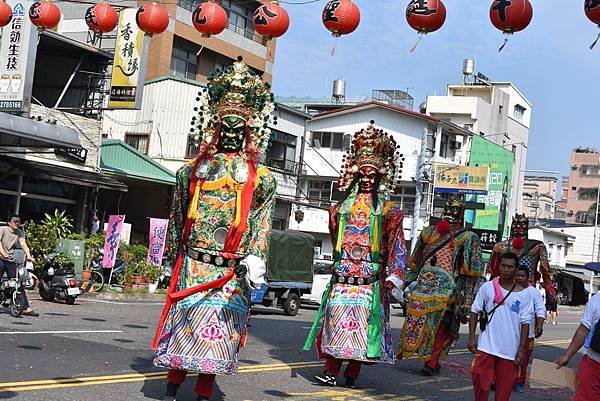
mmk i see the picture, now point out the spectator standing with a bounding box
[554,293,600,401]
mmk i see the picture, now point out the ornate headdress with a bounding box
[189,56,276,158]
[338,121,403,192]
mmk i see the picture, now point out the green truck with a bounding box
[249,229,315,316]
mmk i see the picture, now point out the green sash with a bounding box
[303,191,384,358]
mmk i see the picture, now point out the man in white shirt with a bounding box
[469,252,532,401]
[514,264,546,393]
[554,293,600,401]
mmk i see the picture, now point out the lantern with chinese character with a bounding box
[253,1,289,40]
[406,0,446,52]
[322,0,360,37]
[585,0,600,49]
[136,2,169,36]
[29,0,61,30]
[85,2,118,34]
[489,0,533,51]
[191,0,227,37]
[0,1,12,28]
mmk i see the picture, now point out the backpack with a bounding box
[590,318,600,353]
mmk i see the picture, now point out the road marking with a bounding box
[0,330,124,335]
[0,361,323,392]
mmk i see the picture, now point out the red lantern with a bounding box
[0,1,12,28]
[406,0,446,34]
[585,0,600,49]
[192,1,227,37]
[489,0,533,34]
[322,0,360,37]
[136,2,169,35]
[85,2,118,34]
[253,2,289,40]
[29,0,61,30]
[489,0,533,51]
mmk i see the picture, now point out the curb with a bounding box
[81,291,166,303]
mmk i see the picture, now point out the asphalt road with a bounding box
[0,293,585,401]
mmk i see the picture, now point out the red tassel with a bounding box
[436,219,451,235]
[512,237,526,250]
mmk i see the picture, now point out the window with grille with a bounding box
[311,132,348,150]
[308,180,332,207]
[514,104,526,121]
[185,136,199,159]
[170,38,198,80]
[124,134,149,155]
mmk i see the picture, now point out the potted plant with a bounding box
[145,264,160,293]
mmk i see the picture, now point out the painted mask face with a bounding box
[218,115,246,152]
[442,198,464,225]
[358,165,379,193]
[511,214,528,238]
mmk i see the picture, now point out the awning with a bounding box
[0,155,127,191]
[100,140,176,186]
[0,111,81,148]
[584,262,600,273]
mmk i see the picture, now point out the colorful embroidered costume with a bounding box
[399,197,485,373]
[488,214,556,298]
[304,123,407,375]
[151,58,276,401]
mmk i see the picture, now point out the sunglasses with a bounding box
[10,220,20,224]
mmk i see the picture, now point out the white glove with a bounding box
[240,255,266,290]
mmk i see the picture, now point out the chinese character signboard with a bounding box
[103,215,125,268]
[472,228,501,251]
[434,165,490,195]
[146,218,168,266]
[108,9,147,109]
[467,136,514,238]
[0,0,37,114]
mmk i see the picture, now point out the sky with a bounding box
[270,0,600,178]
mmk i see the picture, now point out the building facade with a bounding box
[522,175,558,222]
[425,76,531,224]
[560,149,600,224]
[286,101,471,259]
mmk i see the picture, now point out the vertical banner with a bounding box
[108,8,148,109]
[103,215,125,268]
[146,218,169,266]
[0,0,38,114]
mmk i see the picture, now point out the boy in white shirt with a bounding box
[513,264,546,393]
[469,253,532,401]
[554,293,600,401]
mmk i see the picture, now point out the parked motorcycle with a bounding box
[23,260,38,291]
[39,253,81,305]
[0,250,27,317]
[88,249,126,290]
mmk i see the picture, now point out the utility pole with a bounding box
[410,127,430,253]
[591,184,600,299]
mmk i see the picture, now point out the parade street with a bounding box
[0,295,582,401]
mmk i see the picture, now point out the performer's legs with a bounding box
[342,360,362,389]
[425,322,449,373]
[323,356,343,376]
[494,356,519,401]
[471,351,495,401]
[516,338,534,387]
[194,374,216,400]
[164,369,187,400]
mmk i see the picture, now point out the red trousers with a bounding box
[167,369,216,398]
[471,351,518,401]
[425,323,450,370]
[574,355,600,401]
[517,338,534,385]
[324,356,362,379]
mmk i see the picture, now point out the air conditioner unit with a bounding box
[449,141,462,150]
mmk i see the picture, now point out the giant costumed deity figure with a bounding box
[488,213,556,299]
[151,57,276,401]
[399,197,485,376]
[303,122,408,388]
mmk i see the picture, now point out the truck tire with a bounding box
[283,293,300,316]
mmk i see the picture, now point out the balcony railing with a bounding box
[259,156,303,174]
[178,0,268,46]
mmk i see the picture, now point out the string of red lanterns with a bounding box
[0,0,599,51]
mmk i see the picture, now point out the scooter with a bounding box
[23,260,38,291]
[0,251,26,317]
[39,253,81,305]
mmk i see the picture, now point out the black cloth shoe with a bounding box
[420,365,438,376]
[196,397,209,401]
[315,371,337,387]
[163,382,179,400]
[344,376,357,389]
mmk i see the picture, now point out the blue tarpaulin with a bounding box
[584,262,600,273]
